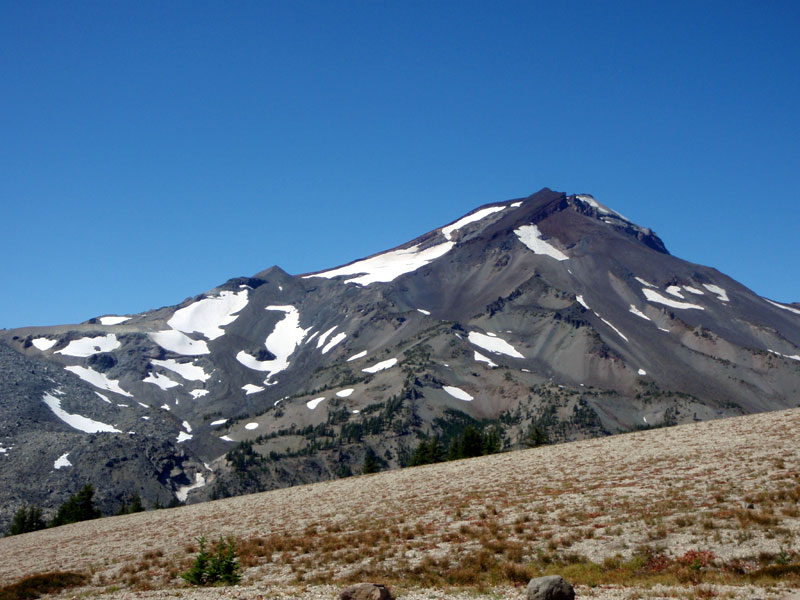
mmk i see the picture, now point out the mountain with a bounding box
[1,188,799,530]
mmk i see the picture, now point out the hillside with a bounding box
[1,407,798,599]
[1,188,799,528]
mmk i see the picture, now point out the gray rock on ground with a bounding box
[527,575,575,600]
[339,583,393,600]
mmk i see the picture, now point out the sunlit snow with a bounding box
[168,289,249,340]
[599,318,628,342]
[684,286,704,295]
[54,453,72,469]
[347,350,367,362]
[336,389,354,398]
[306,241,454,286]
[220,435,233,441]
[144,371,180,390]
[244,422,259,430]
[322,332,347,354]
[764,299,800,315]
[514,225,568,261]
[576,295,590,310]
[306,397,325,410]
[638,369,647,376]
[210,419,227,426]
[768,349,800,362]
[95,392,111,404]
[99,316,130,325]
[65,365,133,397]
[182,421,192,433]
[189,389,209,399]
[236,305,310,379]
[160,404,170,411]
[149,330,210,355]
[176,472,206,502]
[362,358,398,374]
[316,326,337,348]
[43,392,122,433]
[242,384,265,395]
[474,351,498,368]
[642,288,704,311]
[176,431,192,443]
[151,359,210,382]
[628,305,651,321]
[635,277,657,289]
[703,284,729,302]
[443,386,473,401]
[468,332,524,358]
[510,201,523,208]
[56,334,120,357]
[417,309,431,315]
[441,206,506,240]
[32,337,57,351]
[666,286,685,299]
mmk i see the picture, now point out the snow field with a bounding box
[467,331,524,358]
[666,286,685,299]
[347,350,367,361]
[316,326,337,348]
[703,284,730,302]
[441,206,506,240]
[143,372,180,391]
[56,334,121,357]
[306,397,325,410]
[167,289,249,340]
[442,386,473,401]
[64,365,133,397]
[43,392,122,433]
[242,384,265,395]
[322,332,347,354]
[99,316,130,325]
[474,351,498,367]
[514,224,569,261]
[307,240,454,286]
[151,359,210,382]
[236,305,310,380]
[176,473,206,502]
[362,358,398,373]
[764,298,800,315]
[148,330,210,355]
[189,389,209,399]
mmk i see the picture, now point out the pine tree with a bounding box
[50,484,101,527]
[6,505,46,536]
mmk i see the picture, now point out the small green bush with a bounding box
[181,536,240,586]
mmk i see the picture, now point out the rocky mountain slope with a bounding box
[1,188,799,529]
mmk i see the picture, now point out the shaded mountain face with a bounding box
[2,188,799,528]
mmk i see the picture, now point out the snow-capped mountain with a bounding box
[2,188,799,528]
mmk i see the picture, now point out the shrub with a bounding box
[0,572,87,600]
[181,536,241,586]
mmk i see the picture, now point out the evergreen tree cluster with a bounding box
[181,536,241,586]
[409,424,503,467]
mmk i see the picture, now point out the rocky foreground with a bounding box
[1,408,799,599]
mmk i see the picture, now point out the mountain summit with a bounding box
[2,188,799,528]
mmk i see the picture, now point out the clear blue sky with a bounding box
[2,1,798,328]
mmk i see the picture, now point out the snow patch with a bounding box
[176,472,206,502]
[54,453,72,469]
[474,351,498,368]
[316,326,337,348]
[95,392,111,404]
[306,241,454,286]
[176,431,192,443]
[99,316,130,325]
[510,201,523,208]
[244,422,259,430]
[638,369,647,376]
[443,386,473,401]
[347,350,368,362]
[576,295,590,310]
[306,397,325,410]
[220,435,233,441]
[322,332,347,354]
[768,349,800,362]
[168,289,249,340]
[703,284,729,302]
[151,359,210,382]
[210,419,227,426]
[65,365,133,397]
[144,371,180,391]
[189,389,209,399]
[148,330,210,355]
[764,299,800,315]
[43,392,122,433]
[236,305,310,380]
[182,421,192,432]
[599,317,629,342]
[336,388,354,398]
[32,337,57,351]
[468,332,524,358]
[635,277,657,289]
[441,206,506,240]
[417,309,431,315]
[684,286,704,295]
[642,288,704,310]
[628,305,651,321]
[362,358,398,374]
[56,334,120,357]
[666,286,685,299]
[160,404,170,411]
[514,224,569,261]
[242,384,265,395]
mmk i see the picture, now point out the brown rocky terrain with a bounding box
[1,407,799,599]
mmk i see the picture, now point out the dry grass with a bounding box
[1,408,799,599]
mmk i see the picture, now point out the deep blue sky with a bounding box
[2,1,798,328]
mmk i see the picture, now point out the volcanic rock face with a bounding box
[1,188,799,529]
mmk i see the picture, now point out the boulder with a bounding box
[527,575,575,600]
[339,583,393,600]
